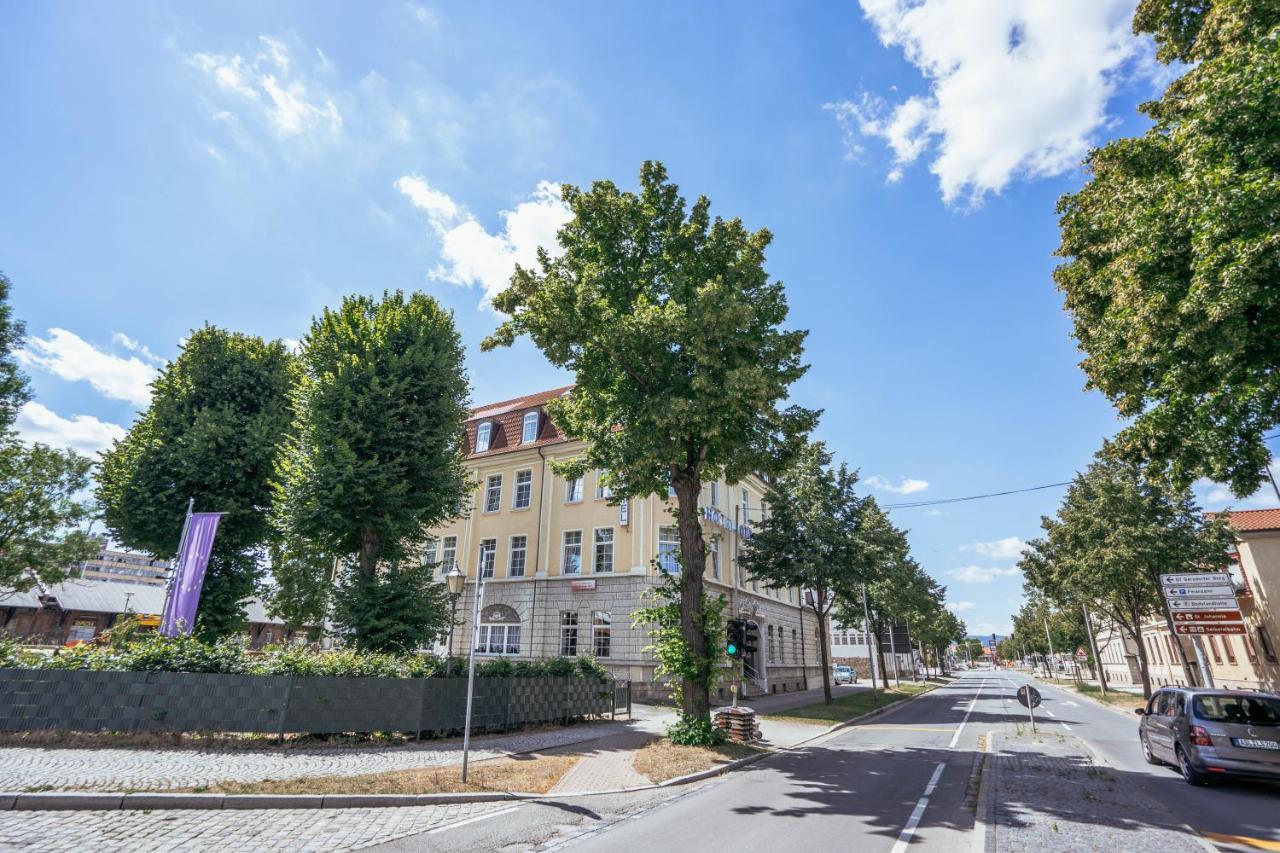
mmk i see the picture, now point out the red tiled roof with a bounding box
[1209,508,1280,532]
[464,386,574,459]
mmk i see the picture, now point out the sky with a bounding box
[3,1,1278,639]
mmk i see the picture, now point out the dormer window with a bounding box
[521,411,540,444]
[475,422,493,453]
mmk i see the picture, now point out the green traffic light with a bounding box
[727,643,738,656]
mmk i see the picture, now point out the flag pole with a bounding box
[161,498,195,636]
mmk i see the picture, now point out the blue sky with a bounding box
[4,1,1277,637]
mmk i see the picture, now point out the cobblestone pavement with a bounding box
[547,730,655,794]
[0,802,514,851]
[0,722,628,792]
[984,730,1207,852]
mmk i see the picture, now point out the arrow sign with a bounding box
[1174,624,1246,636]
[1167,598,1240,611]
[1172,611,1242,623]
[1161,572,1230,587]
[1164,585,1236,598]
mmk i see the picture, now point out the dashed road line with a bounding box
[889,762,946,853]
[948,679,986,749]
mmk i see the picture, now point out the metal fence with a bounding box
[0,669,613,737]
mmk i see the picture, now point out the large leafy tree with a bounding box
[1020,455,1233,698]
[740,442,864,703]
[97,326,294,637]
[0,272,96,593]
[483,161,817,725]
[1054,0,1280,495]
[273,291,469,651]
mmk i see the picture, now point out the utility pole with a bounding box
[861,584,879,704]
[1043,618,1056,677]
[1080,602,1107,695]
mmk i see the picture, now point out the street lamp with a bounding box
[459,563,487,784]
[444,567,464,676]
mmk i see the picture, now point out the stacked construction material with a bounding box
[713,706,761,742]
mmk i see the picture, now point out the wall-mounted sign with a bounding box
[702,506,752,539]
[570,579,596,591]
[619,499,629,526]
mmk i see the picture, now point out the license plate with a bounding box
[1233,738,1280,750]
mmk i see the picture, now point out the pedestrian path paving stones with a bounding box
[981,729,1209,852]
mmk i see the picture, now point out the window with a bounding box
[768,625,777,663]
[1258,625,1278,663]
[709,481,719,508]
[658,526,680,574]
[560,611,579,656]
[513,470,532,509]
[593,611,611,658]
[476,604,521,655]
[742,488,750,521]
[778,628,785,665]
[509,535,527,578]
[477,539,496,579]
[792,628,799,663]
[667,483,676,498]
[421,539,437,577]
[1245,634,1259,662]
[521,411,539,443]
[475,422,492,453]
[562,530,583,574]
[566,476,583,503]
[594,528,614,573]
[595,469,613,499]
[484,474,502,513]
[709,538,720,579]
[440,536,457,573]
[1225,636,1237,665]
[1209,635,1223,664]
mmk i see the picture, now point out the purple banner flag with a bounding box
[160,512,222,636]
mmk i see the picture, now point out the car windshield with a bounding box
[1192,694,1280,726]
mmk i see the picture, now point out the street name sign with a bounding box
[1174,624,1247,636]
[1164,584,1236,599]
[1166,597,1239,611]
[1171,611,1241,623]
[1161,572,1231,587]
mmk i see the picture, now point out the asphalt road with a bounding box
[372,670,1280,852]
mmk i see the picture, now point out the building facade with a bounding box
[77,538,170,587]
[428,387,824,701]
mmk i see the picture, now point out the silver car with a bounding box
[1136,687,1280,786]
[833,665,856,685]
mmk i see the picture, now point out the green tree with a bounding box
[740,441,864,703]
[913,605,965,676]
[0,273,97,592]
[1011,594,1087,660]
[1054,0,1280,495]
[97,326,295,638]
[331,561,453,653]
[274,291,470,651]
[1020,455,1233,698]
[482,162,817,725]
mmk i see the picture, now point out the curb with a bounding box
[973,730,996,853]
[781,681,943,751]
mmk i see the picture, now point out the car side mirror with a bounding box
[1134,708,1146,716]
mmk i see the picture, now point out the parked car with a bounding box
[1136,687,1280,786]
[833,665,857,685]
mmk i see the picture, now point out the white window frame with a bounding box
[475,422,492,453]
[709,537,720,579]
[709,481,719,508]
[593,527,614,574]
[513,469,533,509]
[562,530,583,575]
[508,535,527,578]
[593,611,612,658]
[422,538,438,576]
[566,475,584,503]
[477,623,522,656]
[595,469,613,500]
[560,611,579,657]
[477,538,497,579]
[521,411,540,444]
[440,536,457,573]
[484,474,502,513]
[742,487,750,521]
[658,526,680,574]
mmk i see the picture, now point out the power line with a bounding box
[883,431,1280,511]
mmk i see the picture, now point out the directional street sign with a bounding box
[1164,584,1236,598]
[1166,597,1240,611]
[1161,572,1231,587]
[1172,611,1243,623]
[1174,624,1247,636]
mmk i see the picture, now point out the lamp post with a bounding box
[445,568,464,676]
[460,565,486,784]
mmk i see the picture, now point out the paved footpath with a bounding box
[0,723,632,792]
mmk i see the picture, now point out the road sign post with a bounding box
[1016,685,1041,733]
[1159,572,1243,688]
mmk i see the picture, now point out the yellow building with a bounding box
[427,386,823,701]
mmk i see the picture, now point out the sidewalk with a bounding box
[980,729,1206,852]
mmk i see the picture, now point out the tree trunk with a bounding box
[359,526,381,578]
[816,602,832,704]
[1126,608,1153,700]
[673,470,710,722]
[873,627,890,690]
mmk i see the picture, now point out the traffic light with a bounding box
[726,619,745,658]
[743,620,760,655]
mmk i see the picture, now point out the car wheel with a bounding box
[1140,733,1162,766]
[1176,745,1208,786]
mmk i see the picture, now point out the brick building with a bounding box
[429,387,824,701]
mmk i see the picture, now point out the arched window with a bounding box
[475,422,493,453]
[478,604,521,656]
[521,411,540,443]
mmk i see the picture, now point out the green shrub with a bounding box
[666,713,727,746]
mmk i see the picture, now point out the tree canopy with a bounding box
[482,161,817,727]
[1054,0,1280,494]
[0,273,30,431]
[97,326,295,637]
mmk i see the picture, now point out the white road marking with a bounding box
[426,805,521,834]
[1045,709,1056,717]
[948,679,986,749]
[1059,720,1072,732]
[890,762,946,853]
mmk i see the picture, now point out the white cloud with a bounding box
[408,3,441,30]
[17,329,158,406]
[396,177,572,307]
[949,564,1022,583]
[111,333,165,366]
[189,35,342,141]
[864,475,929,495]
[15,402,126,456]
[946,601,976,613]
[830,0,1144,204]
[963,536,1027,560]
[1194,473,1280,511]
